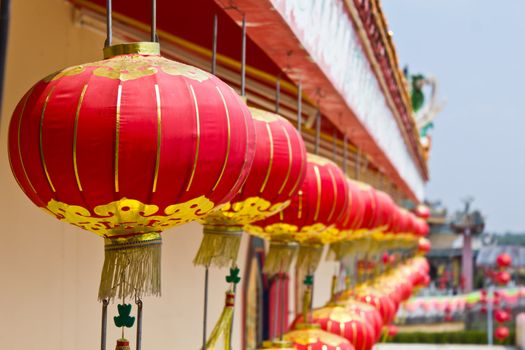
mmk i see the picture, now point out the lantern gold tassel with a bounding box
[99,236,162,301]
[203,291,236,350]
[296,244,324,274]
[326,241,351,261]
[263,241,298,275]
[193,225,243,268]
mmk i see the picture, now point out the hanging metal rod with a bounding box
[100,299,109,350]
[297,82,302,133]
[241,15,247,97]
[0,0,10,129]
[315,111,321,155]
[275,78,281,114]
[136,298,143,350]
[211,15,218,75]
[104,0,112,47]
[151,0,157,42]
[343,134,348,175]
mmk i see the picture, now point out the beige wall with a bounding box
[0,1,334,349]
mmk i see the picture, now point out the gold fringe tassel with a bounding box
[193,225,242,268]
[99,236,162,301]
[263,241,298,275]
[203,291,236,350]
[296,244,324,274]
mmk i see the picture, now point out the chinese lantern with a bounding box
[495,271,511,286]
[496,253,512,269]
[292,305,376,350]
[283,324,354,350]
[326,179,367,261]
[494,309,511,323]
[495,326,510,341]
[193,108,306,268]
[414,204,430,219]
[246,154,348,274]
[386,325,398,338]
[418,237,431,255]
[354,287,396,325]
[343,299,384,341]
[8,42,256,300]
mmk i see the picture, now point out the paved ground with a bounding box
[374,345,517,350]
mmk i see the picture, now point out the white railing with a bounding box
[270,0,425,200]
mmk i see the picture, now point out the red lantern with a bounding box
[194,108,306,268]
[283,325,354,350]
[418,237,431,255]
[496,253,512,269]
[495,271,511,286]
[414,204,430,219]
[247,154,348,273]
[494,326,510,341]
[494,309,511,323]
[386,325,398,338]
[344,299,384,341]
[356,289,396,324]
[8,42,256,300]
[292,305,375,350]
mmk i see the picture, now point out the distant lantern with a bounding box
[194,108,306,268]
[496,253,512,269]
[292,305,376,350]
[8,42,256,300]
[414,204,430,219]
[494,326,510,341]
[418,237,432,255]
[283,324,354,350]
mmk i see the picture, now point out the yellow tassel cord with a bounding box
[193,225,243,268]
[204,291,236,350]
[263,241,298,276]
[99,236,161,301]
[296,244,324,275]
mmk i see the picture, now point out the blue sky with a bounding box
[382,0,525,232]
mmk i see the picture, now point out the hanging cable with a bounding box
[275,79,281,114]
[101,299,109,350]
[332,129,337,163]
[343,134,348,176]
[151,0,157,42]
[136,298,143,350]
[212,15,218,75]
[241,15,247,97]
[297,82,302,133]
[104,0,112,47]
[315,111,321,155]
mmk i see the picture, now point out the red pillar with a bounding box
[462,230,473,292]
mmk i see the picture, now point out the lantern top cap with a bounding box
[103,42,160,59]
